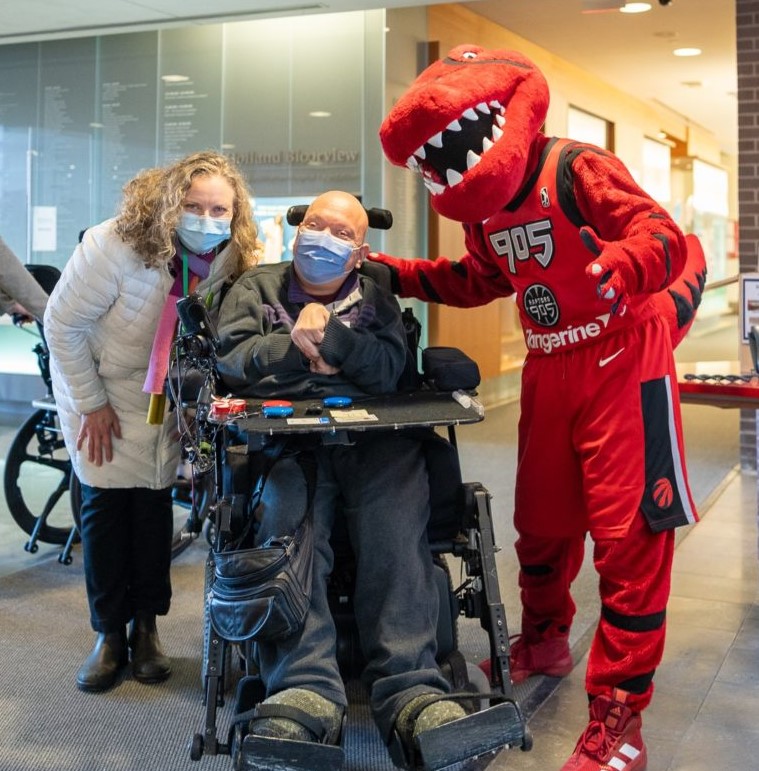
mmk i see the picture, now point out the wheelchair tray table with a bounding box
[223,390,484,450]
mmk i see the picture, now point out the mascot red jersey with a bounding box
[372,44,706,771]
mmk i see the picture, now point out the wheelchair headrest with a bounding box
[358,260,393,292]
[286,204,393,230]
[26,264,61,295]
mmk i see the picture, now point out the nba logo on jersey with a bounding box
[540,187,550,208]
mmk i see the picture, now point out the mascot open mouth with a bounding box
[379,45,550,222]
[406,100,506,195]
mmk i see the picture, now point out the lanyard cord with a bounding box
[182,248,189,296]
[181,245,219,305]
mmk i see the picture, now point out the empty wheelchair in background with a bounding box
[3,264,82,564]
[184,205,531,771]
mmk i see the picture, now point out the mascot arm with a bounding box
[370,236,514,308]
[572,149,687,312]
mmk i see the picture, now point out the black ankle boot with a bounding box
[76,630,128,692]
[129,614,171,684]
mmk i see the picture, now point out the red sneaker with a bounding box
[508,634,573,683]
[561,689,647,771]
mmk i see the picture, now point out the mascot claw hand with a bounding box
[581,226,637,316]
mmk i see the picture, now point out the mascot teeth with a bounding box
[423,179,446,195]
[466,149,481,170]
[404,104,506,192]
[428,132,444,148]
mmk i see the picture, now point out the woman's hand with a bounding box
[77,403,122,466]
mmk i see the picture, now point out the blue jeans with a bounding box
[253,432,450,741]
[78,484,173,632]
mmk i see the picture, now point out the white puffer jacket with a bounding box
[44,219,237,489]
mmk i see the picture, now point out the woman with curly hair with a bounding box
[44,150,258,693]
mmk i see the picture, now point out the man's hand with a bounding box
[77,403,122,466]
[309,356,340,376]
[291,303,331,361]
[8,302,35,325]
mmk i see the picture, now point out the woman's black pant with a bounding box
[78,485,173,633]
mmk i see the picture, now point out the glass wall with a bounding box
[1,8,429,395]
[0,11,386,270]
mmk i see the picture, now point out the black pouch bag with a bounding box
[208,448,317,643]
[208,516,313,643]
[422,346,481,391]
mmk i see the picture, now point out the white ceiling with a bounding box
[0,0,737,158]
[469,0,737,159]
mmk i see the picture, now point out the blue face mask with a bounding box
[293,229,357,285]
[176,212,232,255]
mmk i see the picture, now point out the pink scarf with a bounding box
[143,249,214,398]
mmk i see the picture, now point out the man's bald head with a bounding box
[304,191,368,245]
[292,190,370,296]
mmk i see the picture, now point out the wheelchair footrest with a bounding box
[414,701,527,770]
[239,735,345,770]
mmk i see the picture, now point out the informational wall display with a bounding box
[223,15,363,197]
[0,14,371,266]
[252,196,314,264]
[98,33,159,217]
[37,38,96,265]
[32,206,57,252]
[741,273,759,343]
[158,26,223,162]
[0,43,46,260]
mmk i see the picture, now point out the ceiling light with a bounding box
[581,0,625,13]
[620,3,652,13]
[309,111,331,118]
[673,47,702,57]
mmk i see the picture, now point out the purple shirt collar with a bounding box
[288,267,361,305]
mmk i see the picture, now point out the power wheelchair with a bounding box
[179,205,532,771]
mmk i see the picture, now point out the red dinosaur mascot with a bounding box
[371,44,706,771]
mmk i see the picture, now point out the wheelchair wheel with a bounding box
[4,408,80,546]
[171,472,214,559]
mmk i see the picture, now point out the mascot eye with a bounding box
[461,51,478,60]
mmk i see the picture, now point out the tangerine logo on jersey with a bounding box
[653,478,674,509]
[524,311,611,354]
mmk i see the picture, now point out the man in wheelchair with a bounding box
[215,191,511,770]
